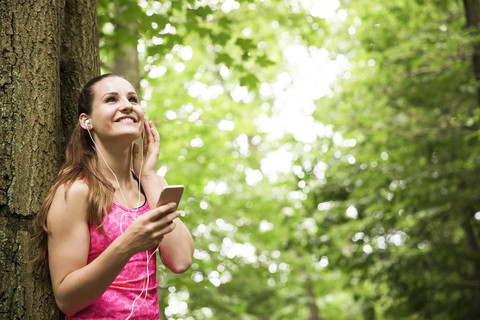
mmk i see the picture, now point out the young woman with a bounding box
[34,74,194,319]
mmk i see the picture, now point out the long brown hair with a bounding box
[33,74,120,266]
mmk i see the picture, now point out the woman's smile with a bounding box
[115,115,137,123]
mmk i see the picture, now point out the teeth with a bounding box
[118,118,134,123]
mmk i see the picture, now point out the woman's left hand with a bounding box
[133,119,160,178]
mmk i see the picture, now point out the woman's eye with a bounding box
[129,97,138,103]
[106,97,117,103]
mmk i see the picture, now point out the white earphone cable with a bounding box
[87,125,157,319]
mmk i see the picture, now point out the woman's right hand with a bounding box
[121,202,180,255]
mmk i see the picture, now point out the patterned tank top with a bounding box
[66,175,160,319]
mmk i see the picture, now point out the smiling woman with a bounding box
[33,74,194,319]
[81,76,144,143]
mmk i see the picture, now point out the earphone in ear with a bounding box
[85,119,91,129]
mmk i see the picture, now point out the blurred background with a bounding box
[98,0,480,319]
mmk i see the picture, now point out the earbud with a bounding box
[85,119,91,129]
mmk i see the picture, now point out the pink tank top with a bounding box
[66,199,160,319]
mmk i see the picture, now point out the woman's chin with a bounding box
[108,130,142,143]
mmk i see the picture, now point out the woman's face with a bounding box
[88,76,144,142]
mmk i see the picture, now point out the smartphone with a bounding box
[156,185,184,208]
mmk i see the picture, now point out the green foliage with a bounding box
[313,0,480,318]
[97,0,480,319]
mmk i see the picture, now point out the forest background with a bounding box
[1,0,480,319]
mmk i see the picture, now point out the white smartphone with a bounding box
[156,185,184,208]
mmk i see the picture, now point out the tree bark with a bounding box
[462,213,480,318]
[306,280,321,320]
[113,46,141,95]
[60,0,101,154]
[463,0,480,104]
[0,0,99,318]
[462,0,480,315]
[112,1,141,94]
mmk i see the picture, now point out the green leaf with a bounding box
[255,54,275,67]
[239,73,259,88]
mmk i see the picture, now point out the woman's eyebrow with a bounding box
[101,91,119,99]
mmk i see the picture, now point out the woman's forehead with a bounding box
[92,76,136,96]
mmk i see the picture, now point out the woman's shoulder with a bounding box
[58,179,89,199]
[50,179,89,218]
[47,180,90,259]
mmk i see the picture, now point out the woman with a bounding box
[34,74,194,319]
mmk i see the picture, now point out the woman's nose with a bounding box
[119,98,134,110]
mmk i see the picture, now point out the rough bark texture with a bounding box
[60,0,101,154]
[0,0,99,318]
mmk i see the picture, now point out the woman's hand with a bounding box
[133,119,160,178]
[120,202,180,255]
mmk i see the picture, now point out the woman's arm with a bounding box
[141,174,194,273]
[48,180,179,316]
[159,215,194,273]
[48,180,129,315]
[134,119,194,273]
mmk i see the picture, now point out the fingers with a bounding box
[151,219,177,247]
[153,201,175,213]
[146,203,180,240]
[141,208,179,242]
[150,209,178,245]
[149,202,179,221]
[149,120,160,144]
[124,203,180,253]
[143,120,159,146]
[153,219,177,243]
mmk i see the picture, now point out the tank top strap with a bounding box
[130,169,146,199]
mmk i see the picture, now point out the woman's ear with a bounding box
[79,114,91,130]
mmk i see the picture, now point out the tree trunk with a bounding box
[463,0,480,104]
[462,1,480,315]
[306,280,321,320]
[0,0,99,318]
[113,45,141,95]
[112,1,141,94]
[60,0,101,154]
[462,212,480,318]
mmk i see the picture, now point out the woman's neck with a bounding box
[94,140,133,189]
